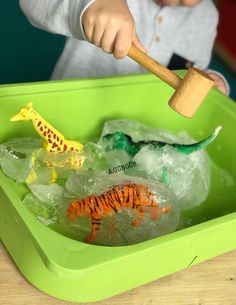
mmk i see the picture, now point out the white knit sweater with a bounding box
[19,0,219,80]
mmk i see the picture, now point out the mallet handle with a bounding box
[128,45,181,89]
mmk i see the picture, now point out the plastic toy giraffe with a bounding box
[11,102,85,183]
[11,102,83,153]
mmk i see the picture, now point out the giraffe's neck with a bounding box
[31,112,65,152]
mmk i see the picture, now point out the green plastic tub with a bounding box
[0,74,236,302]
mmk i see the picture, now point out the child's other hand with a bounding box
[207,72,229,95]
[82,0,147,59]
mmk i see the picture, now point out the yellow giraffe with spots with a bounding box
[11,102,84,183]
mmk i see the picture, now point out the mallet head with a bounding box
[168,68,214,118]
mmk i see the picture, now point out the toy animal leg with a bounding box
[132,206,144,227]
[150,200,161,221]
[25,168,38,184]
[85,217,102,243]
[25,151,38,184]
[67,204,78,221]
[48,167,57,184]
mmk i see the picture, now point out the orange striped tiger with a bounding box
[67,183,171,243]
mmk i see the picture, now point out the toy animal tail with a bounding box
[161,207,171,213]
[175,126,222,154]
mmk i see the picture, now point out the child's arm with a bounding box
[19,0,146,59]
[19,0,92,40]
[190,7,218,71]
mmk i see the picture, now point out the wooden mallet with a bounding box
[128,45,214,118]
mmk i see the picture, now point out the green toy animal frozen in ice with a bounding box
[101,127,222,157]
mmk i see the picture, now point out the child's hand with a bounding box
[207,72,229,95]
[82,0,147,59]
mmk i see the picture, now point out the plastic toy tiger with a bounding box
[67,183,171,243]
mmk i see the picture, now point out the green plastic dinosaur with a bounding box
[101,126,222,157]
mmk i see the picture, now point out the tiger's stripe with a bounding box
[67,183,171,243]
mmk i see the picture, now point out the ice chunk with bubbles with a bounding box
[0,138,41,182]
[100,119,181,143]
[128,145,211,210]
[64,169,100,199]
[23,183,64,225]
[98,119,212,211]
[0,136,87,184]
[63,171,180,246]
[28,183,64,204]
